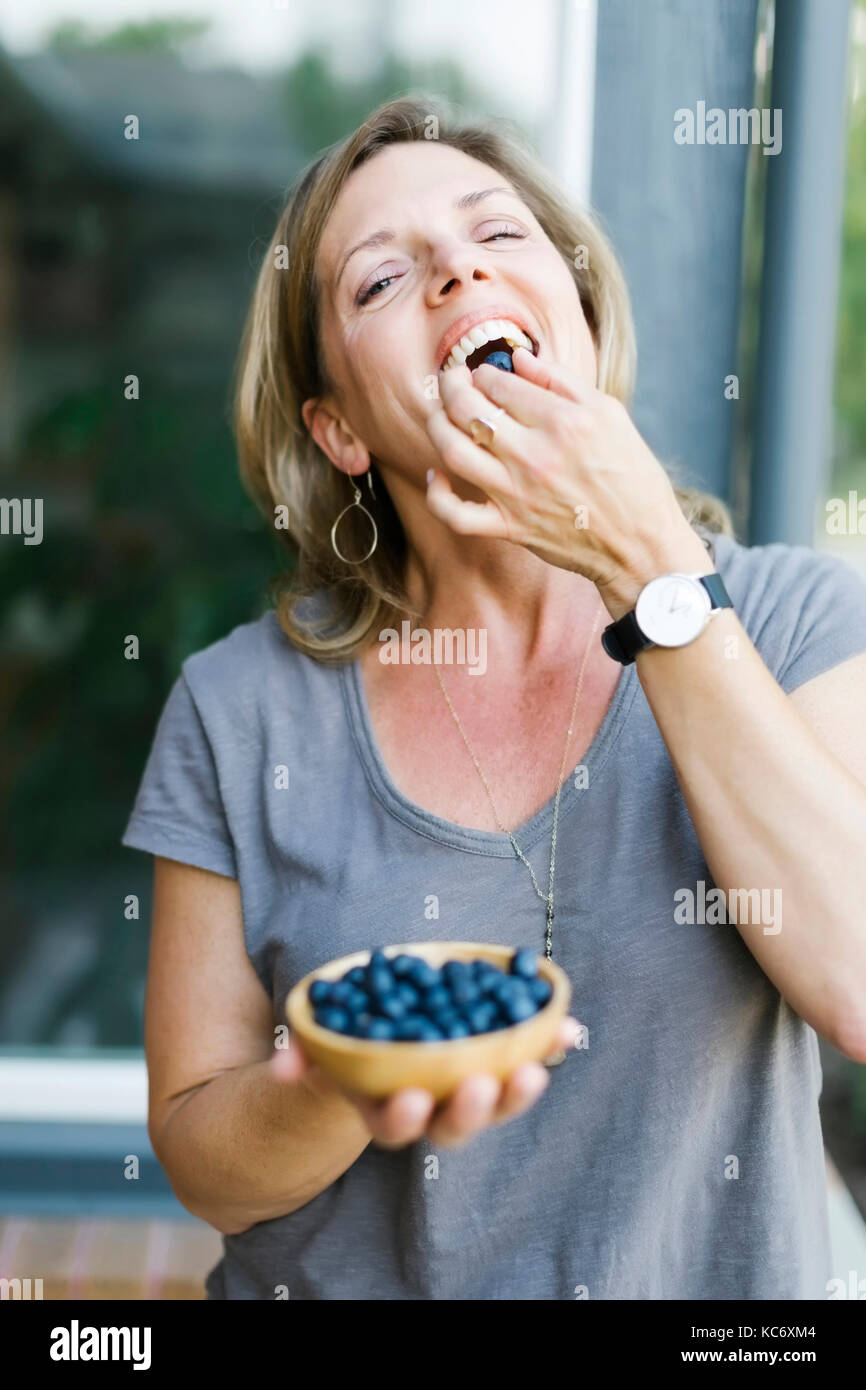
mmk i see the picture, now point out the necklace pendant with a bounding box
[543,1049,567,1068]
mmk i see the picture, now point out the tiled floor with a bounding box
[0,1215,221,1299]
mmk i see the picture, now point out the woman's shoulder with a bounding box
[707,527,866,615]
[707,529,866,693]
[182,606,284,676]
[179,595,344,716]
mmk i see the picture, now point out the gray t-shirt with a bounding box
[122,532,866,1300]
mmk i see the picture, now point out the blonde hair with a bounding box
[234,94,733,662]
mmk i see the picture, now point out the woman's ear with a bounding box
[301,397,370,477]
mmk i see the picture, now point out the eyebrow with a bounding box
[335,186,518,291]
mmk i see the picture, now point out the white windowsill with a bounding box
[0,1058,147,1123]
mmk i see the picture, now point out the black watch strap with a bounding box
[700,573,732,610]
[601,573,733,666]
[600,608,644,665]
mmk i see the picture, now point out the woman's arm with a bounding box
[428,352,866,1061]
[148,858,580,1228]
[147,858,373,1235]
[630,602,866,1064]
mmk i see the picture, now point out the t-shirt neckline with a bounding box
[340,647,640,857]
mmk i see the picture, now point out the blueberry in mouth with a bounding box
[465,337,515,372]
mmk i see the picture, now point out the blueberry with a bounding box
[408,960,442,990]
[345,965,367,986]
[529,977,552,1006]
[329,980,356,1005]
[475,967,503,995]
[396,982,422,1010]
[441,1018,471,1039]
[483,349,514,372]
[502,993,537,1024]
[394,1016,428,1041]
[343,986,370,1014]
[314,1005,351,1033]
[443,960,472,986]
[366,1017,396,1040]
[367,964,394,999]
[464,1001,497,1034]
[369,948,390,970]
[433,1006,461,1029]
[308,979,331,1005]
[451,978,481,1008]
[487,975,521,1004]
[422,984,451,1014]
[415,1019,445,1041]
[375,991,407,1021]
[349,1010,375,1035]
[511,948,539,980]
[390,954,417,979]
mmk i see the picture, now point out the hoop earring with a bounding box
[330,471,378,564]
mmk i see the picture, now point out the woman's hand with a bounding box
[427,348,710,619]
[270,1015,581,1150]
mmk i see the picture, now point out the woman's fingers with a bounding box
[356,1077,504,1151]
[490,1062,550,1125]
[427,387,515,497]
[459,353,594,431]
[425,465,511,538]
[352,1088,437,1148]
[426,375,525,538]
[554,1015,582,1052]
[437,363,532,455]
[509,345,597,402]
[425,1074,503,1148]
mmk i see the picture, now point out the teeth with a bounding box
[440,317,534,372]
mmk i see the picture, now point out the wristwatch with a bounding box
[601,572,733,665]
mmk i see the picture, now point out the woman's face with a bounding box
[309,139,598,481]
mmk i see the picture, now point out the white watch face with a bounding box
[635,574,711,648]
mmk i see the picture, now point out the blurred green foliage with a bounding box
[276,47,487,158]
[45,16,211,55]
[1,374,277,871]
[834,12,866,491]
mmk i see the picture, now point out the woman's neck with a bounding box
[403,525,602,668]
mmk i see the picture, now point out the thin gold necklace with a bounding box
[432,604,603,968]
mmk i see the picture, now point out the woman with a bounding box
[123,95,866,1300]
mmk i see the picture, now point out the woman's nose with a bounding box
[426,240,492,303]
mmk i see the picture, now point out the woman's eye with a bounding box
[479,223,527,243]
[356,272,401,306]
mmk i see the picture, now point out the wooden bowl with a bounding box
[285,941,571,1100]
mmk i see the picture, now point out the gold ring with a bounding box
[467,408,504,450]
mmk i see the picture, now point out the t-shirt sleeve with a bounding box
[766,547,866,695]
[121,672,237,878]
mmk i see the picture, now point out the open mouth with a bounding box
[439,318,538,376]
